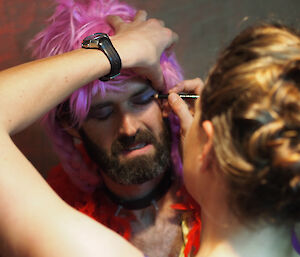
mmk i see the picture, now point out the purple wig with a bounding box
[28,0,184,192]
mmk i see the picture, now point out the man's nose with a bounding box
[118,113,139,136]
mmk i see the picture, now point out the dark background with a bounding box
[1,0,299,177]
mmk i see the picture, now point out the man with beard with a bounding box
[78,79,172,187]
[28,1,201,257]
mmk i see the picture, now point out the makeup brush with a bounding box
[152,93,199,99]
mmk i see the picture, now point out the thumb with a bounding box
[147,65,165,92]
[134,65,165,92]
[168,93,193,136]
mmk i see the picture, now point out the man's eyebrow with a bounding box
[130,83,155,98]
[89,101,113,111]
[87,102,113,118]
[88,82,154,112]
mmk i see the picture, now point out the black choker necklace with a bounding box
[103,168,173,211]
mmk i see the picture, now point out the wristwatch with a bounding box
[81,33,122,81]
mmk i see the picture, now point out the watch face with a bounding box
[85,33,107,41]
[82,33,109,48]
[84,34,96,41]
[81,32,121,81]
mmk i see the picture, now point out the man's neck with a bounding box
[102,172,165,200]
[99,169,183,257]
[100,168,174,211]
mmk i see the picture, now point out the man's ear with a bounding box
[60,121,81,139]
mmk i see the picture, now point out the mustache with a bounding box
[111,129,156,155]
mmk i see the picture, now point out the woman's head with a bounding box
[192,24,300,224]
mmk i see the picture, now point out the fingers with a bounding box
[163,31,178,52]
[146,65,165,91]
[168,93,193,136]
[134,10,164,27]
[133,10,147,21]
[106,15,125,31]
[170,30,179,45]
[132,64,165,91]
[107,9,178,92]
[167,78,203,117]
[169,78,204,94]
[165,32,178,54]
[157,19,165,27]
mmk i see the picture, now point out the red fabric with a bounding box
[47,164,89,207]
[47,162,201,256]
[47,164,134,239]
[46,143,137,239]
[172,187,202,257]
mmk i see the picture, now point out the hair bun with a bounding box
[281,59,300,84]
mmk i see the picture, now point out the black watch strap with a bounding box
[98,36,122,81]
[81,33,122,81]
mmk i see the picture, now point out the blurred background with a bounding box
[1,0,299,177]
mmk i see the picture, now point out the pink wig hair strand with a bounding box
[28,0,184,192]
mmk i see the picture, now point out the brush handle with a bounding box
[153,93,199,99]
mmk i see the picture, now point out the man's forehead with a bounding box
[91,78,152,104]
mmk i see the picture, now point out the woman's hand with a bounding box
[168,78,204,147]
[108,10,178,91]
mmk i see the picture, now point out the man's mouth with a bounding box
[126,142,147,151]
[120,142,153,158]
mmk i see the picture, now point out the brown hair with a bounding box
[201,24,300,224]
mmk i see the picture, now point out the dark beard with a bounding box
[79,119,171,185]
